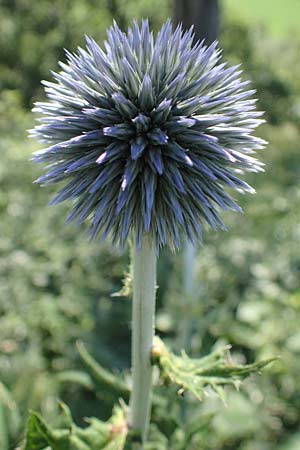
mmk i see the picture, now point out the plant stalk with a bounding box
[130,234,157,446]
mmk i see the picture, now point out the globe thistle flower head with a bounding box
[31,19,266,250]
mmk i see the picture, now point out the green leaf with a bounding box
[24,407,75,450]
[152,337,277,402]
[111,244,133,298]
[23,404,128,450]
[144,424,168,450]
[111,266,133,298]
[76,341,130,401]
[56,370,94,391]
[171,412,214,450]
[0,400,9,450]
[62,343,166,412]
[0,381,21,449]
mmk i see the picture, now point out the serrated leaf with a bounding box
[0,400,9,450]
[76,341,130,401]
[111,267,133,298]
[23,412,67,450]
[56,370,94,391]
[65,343,166,412]
[172,412,215,450]
[144,424,168,450]
[0,381,21,448]
[152,337,276,402]
[111,244,133,298]
[23,404,128,450]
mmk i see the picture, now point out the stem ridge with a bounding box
[130,235,157,447]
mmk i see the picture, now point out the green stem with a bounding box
[130,234,157,446]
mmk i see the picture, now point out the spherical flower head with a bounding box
[31,19,266,250]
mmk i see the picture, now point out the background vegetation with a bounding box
[1,1,300,449]
[224,0,300,37]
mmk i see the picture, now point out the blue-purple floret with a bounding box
[31,19,266,250]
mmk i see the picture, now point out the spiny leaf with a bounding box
[23,404,128,450]
[112,241,133,298]
[111,268,133,298]
[0,401,9,450]
[23,412,69,450]
[64,342,165,411]
[76,341,130,400]
[0,381,21,449]
[111,250,133,298]
[151,336,277,402]
[144,424,168,450]
[56,370,94,391]
[172,412,215,450]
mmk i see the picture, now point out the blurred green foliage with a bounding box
[224,0,300,37]
[0,1,300,449]
[0,0,169,107]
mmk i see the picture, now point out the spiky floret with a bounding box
[31,19,266,250]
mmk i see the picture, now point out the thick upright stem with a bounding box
[130,234,157,446]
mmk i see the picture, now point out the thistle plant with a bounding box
[29,19,269,450]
